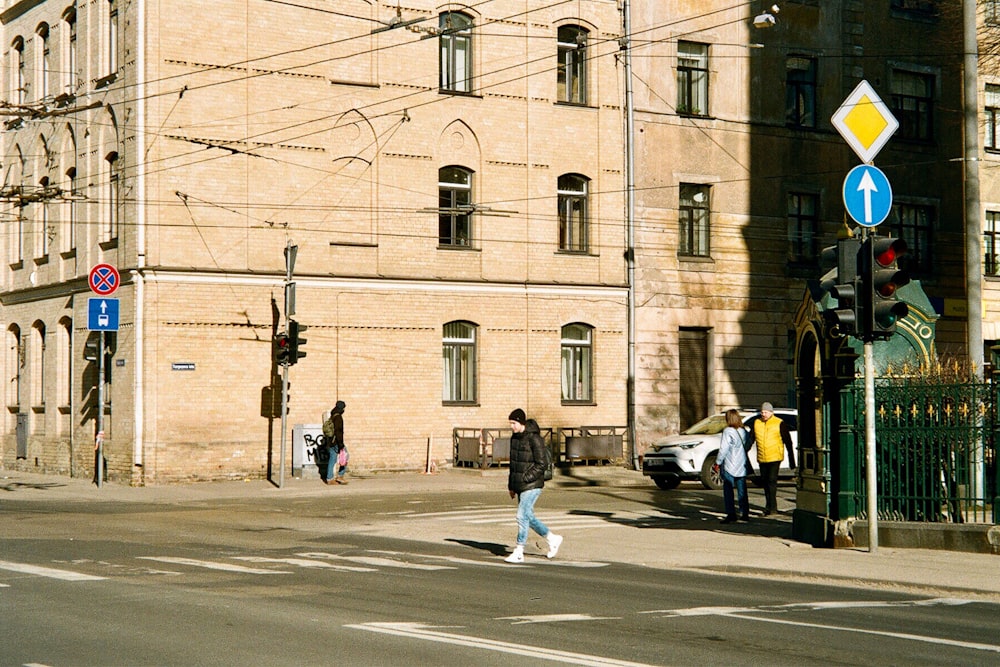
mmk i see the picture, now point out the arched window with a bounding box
[58,317,72,409]
[439,166,473,247]
[105,150,119,241]
[558,174,589,252]
[31,322,45,408]
[561,323,593,402]
[7,325,23,409]
[439,12,472,93]
[443,321,477,403]
[557,26,588,104]
[62,8,77,94]
[12,37,25,104]
[106,0,118,78]
[36,23,50,100]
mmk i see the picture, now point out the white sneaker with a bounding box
[546,533,563,559]
[504,547,524,563]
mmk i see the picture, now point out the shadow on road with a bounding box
[0,481,68,493]
[445,538,508,556]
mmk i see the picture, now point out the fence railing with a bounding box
[850,377,997,523]
[452,425,626,469]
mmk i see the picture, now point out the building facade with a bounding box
[1,0,628,482]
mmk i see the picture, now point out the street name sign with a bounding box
[88,298,120,331]
[831,80,899,164]
[843,164,893,227]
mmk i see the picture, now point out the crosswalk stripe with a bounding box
[137,556,290,574]
[0,560,105,581]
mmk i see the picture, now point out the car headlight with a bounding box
[674,441,702,450]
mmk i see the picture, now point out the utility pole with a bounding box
[278,241,297,488]
[964,0,983,378]
[621,0,638,470]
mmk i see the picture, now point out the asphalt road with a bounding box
[2,483,999,666]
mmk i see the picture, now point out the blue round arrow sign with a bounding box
[843,164,892,227]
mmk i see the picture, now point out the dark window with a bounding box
[987,84,1000,151]
[986,211,1000,276]
[679,184,710,257]
[891,70,933,142]
[785,56,816,128]
[889,203,933,276]
[443,321,477,403]
[787,192,819,264]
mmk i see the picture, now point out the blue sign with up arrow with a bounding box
[843,164,892,227]
[88,298,120,331]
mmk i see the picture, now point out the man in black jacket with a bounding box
[505,408,562,563]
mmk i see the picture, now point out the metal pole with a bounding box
[96,331,105,488]
[622,0,638,470]
[864,340,877,553]
[963,0,983,378]
[279,365,289,488]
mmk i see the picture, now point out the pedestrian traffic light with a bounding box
[275,330,291,366]
[862,236,910,340]
[819,236,861,337]
[288,319,307,365]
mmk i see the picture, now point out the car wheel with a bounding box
[700,453,722,490]
[653,476,681,490]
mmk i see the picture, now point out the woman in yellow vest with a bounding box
[752,402,795,516]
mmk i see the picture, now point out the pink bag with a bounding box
[337,446,349,467]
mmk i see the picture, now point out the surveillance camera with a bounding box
[753,12,776,29]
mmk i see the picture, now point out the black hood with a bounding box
[524,418,540,434]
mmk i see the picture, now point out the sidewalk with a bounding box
[2,465,998,601]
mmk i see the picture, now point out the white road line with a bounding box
[295,552,454,570]
[0,560,105,581]
[235,556,374,572]
[346,622,659,666]
[497,614,621,624]
[136,557,290,574]
[368,550,610,569]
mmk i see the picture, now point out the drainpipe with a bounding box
[132,0,147,476]
[622,0,638,469]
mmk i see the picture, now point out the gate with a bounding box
[850,375,998,523]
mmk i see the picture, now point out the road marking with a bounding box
[642,598,1000,654]
[346,622,659,666]
[369,550,610,569]
[295,552,453,570]
[136,557,290,574]
[236,556,374,571]
[497,614,620,624]
[0,560,105,581]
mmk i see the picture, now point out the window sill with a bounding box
[31,405,45,414]
[562,400,596,407]
[7,405,20,414]
[677,112,713,120]
[58,404,71,414]
[94,72,117,89]
[9,260,23,271]
[60,248,76,260]
[554,101,595,110]
[678,254,714,264]
[437,244,480,252]
[443,401,480,407]
[555,249,594,257]
[99,238,119,251]
[33,254,49,266]
[438,89,480,98]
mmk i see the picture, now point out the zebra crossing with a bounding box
[387,505,680,531]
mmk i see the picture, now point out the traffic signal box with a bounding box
[860,236,910,340]
[275,331,291,366]
[288,319,308,365]
[820,237,861,337]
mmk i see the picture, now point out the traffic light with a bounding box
[288,319,307,365]
[820,236,861,337]
[862,236,910,340]
[275,330,291,366]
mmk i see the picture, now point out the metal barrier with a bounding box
[559,426,627,465]
[453,427,553,469]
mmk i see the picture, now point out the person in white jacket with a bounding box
[713,409,751,523]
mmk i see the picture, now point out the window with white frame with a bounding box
[31,322,45,408]
[439,12,472,93]
[62,164,77,253]
[36,177,50,258]
[106,0,118,79]
[677,41,708,116]
[558,174,589,252]
[439,166,473,247]
[59,318,72,409]
[987,84,1000,151]
[443,321,477,403]
[62,8,77,93]
[7,326,22,409]
[561,323,593,402]
[105,151,120,241]
[37,24,50,100]
[12,37,25,105]
[557,25,588,105]
[679,184,710,257]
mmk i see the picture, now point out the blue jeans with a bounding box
[515,487,550,545]
[722,470,749,518]
[325,447,346,481]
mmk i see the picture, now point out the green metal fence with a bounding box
[850,376,998,523]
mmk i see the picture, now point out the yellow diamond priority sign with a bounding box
[831,80,899,164]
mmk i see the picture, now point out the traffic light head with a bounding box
[275,331,291,366]
[288,319,307,365]
[864,236,910,340]
[819,237,861,337]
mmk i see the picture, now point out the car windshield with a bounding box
[681,414,729,435]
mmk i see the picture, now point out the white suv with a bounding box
[641,409,798,490]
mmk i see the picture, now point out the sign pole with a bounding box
[96,331,105,488]
[864,338,878,553]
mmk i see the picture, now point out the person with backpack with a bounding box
[321,401,348,485]
[504,408,561,563]
[713,409,751,524]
